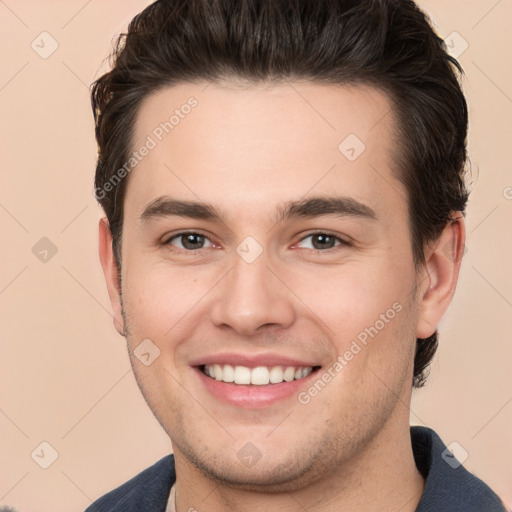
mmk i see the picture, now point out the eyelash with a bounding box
[162,230,351,254]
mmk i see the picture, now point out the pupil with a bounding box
[313,234,334,250]
[183,234,203,249]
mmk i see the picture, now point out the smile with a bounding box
[201,364,321,385]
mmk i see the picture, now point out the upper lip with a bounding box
[190,352,322,369]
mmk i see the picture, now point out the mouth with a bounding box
[199,364,322,386]
[191,355,324,408]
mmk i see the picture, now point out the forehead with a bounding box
[133,80,396,155]
[127,80,406,222]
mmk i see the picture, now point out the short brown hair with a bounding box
[91,0,470,388]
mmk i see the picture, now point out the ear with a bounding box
[416,213,466,339]
[98,217,125,336]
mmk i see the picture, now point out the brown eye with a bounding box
[296,233,347,251]
[166,232,213,251]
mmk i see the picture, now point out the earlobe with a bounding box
[98,218,125,336]
[416,214,466,339]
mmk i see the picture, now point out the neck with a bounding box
[172,418,425,512]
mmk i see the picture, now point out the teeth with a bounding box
[234,365,251,384]
[283,367,296,382]
[203,364,314,385]
[251,366,269,385]
[221,364,234,382]
[270,366,284,383]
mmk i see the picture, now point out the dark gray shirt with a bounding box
[86,426,507,511]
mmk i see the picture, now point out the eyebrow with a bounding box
[140,195,377,224]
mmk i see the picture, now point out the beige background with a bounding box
[1,1,511,510]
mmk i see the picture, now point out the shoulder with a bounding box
[412,426,507,512]
[85,454,175,512]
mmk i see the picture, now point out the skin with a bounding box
[99,81,465,512]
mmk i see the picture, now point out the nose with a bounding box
[209,247,296,336]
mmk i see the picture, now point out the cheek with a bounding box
[290,259,418,390]
[290,259,413,337]
[121,260,198,332]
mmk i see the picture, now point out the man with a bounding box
[87,0,507,510]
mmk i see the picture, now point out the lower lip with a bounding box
[193,366,321,409]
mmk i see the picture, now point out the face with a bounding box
[101,81,440,491]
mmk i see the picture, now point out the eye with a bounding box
[164,231,214,251]
[162,231,349,253]
[295,233,348,251]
